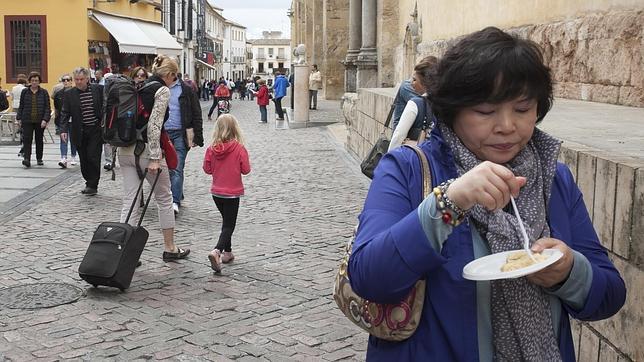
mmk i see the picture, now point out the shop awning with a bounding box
[90,11,182,56]
[195,59,217,70]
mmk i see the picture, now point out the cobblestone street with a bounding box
[0,99,372,361]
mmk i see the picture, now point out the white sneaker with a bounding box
[58,158,67,169]
[70,156,78,165]
[172,203,180,215]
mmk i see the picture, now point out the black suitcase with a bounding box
[78,169,161,291]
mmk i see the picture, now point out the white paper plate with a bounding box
[462,248,563,281]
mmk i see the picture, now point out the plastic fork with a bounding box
[509,195,537,262]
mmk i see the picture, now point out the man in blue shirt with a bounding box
[163,76,204,214]
[272,72,289,120]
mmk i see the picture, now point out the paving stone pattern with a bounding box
[0,98,372,360]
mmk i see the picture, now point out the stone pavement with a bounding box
[0,98,372,360]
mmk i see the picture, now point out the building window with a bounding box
[278,62,284,69]
[258,63,264,73]
[278,48,285,59]
[268,62,274,69]
[268,48,274,57]
[258,48,265,58]
[4,15,47,83]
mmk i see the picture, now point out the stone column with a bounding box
[356,0,378,88]
[343,0,361,92]
[291,64,310,128]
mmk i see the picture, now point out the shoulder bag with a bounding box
[360,104,394,179]
[334,144,431,341]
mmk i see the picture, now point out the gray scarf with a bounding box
[438,122,563,361]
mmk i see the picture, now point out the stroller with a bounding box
[217,98,230,117]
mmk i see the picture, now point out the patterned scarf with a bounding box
[438,122,563,361]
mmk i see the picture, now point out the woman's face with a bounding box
[161,72,176,86]
[452,97,538,164]
[134,70,147,84]
[62,76,73,88]
[411,72,425,94]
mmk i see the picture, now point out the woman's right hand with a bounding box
[446,161,527,211]
[148,160,160,172]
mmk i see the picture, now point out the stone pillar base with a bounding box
[344,62,357,93]
[292,64,311,127]
[356,60,378,89]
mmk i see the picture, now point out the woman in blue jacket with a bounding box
[349,27,626,361]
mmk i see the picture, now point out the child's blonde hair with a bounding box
[211,114,245,146]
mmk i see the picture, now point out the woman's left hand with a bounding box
[527,237,574,288]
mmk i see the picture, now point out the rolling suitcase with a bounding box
[78,169,161,291]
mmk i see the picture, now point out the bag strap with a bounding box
[403,144,432,197]
[383,103,395,130]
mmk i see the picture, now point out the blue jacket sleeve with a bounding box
[348,150,447,304]
[556,164,626,320]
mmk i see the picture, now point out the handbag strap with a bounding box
[403,144,432,198]
[383,103,395,130]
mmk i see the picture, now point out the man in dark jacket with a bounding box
[59,67,104,195]
[164,76,204,214]
[16,72,51,168]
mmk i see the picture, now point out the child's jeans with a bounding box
[259,105,267,122]
[212,196,240,252]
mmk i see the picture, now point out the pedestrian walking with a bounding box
[308,64,322,110]
[246,79,256,101]
[16,72,51,168]
[118,55,190,262]
[272,71,289,120]
[208,81,231,121]
[203,114,251,272]
[59,67,104,195]
[10,74,27,112]
[164,67,204,215]
[52,74,77,168]
[202,79,210,101]
[254,79,269,123]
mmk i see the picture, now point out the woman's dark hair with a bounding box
[428,27,553,126]
[27,71,41,82]
[414,56,439,94]
[130,66,148,79]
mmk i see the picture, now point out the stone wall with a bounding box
[342,88,644,361]
[414,10,643,107]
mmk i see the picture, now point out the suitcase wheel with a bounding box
[92,284,98,288]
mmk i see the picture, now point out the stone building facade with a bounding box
[293,1,644,361]
[288,0,349,100]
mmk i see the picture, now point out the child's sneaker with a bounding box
[208,250,222,273]
[70,156,78,165]
[221,251,235,264]
[58,158,67,169]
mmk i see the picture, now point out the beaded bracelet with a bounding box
[433,179,466,226]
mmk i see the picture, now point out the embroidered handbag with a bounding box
[360,104,394,179]
[334,144,432,341]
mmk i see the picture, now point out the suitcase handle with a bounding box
[124,168,162,227]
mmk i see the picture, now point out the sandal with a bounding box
[163,247,191,261]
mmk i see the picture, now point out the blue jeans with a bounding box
[259,105,267,122]
[60,135,77,158]
[167,129,188,204]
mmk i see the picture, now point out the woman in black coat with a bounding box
[16,72,51,168]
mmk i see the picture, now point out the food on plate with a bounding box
[501,251,548,272]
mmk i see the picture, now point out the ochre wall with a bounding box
[1,0,88,89]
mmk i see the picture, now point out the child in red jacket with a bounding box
[202,114,251,272]
[253,78,269,123]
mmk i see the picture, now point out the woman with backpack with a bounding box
[117,55,190,262]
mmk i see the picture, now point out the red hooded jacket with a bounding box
[255,85,269,106]
[202,140,251,196]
